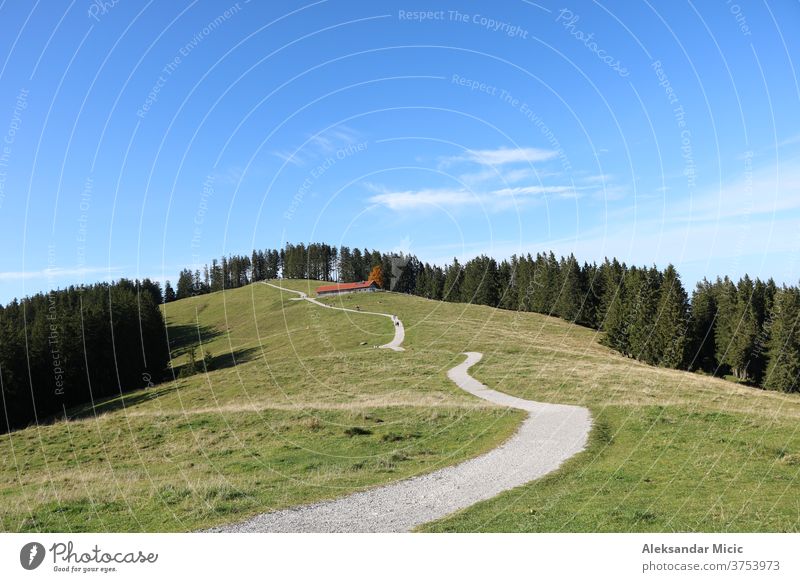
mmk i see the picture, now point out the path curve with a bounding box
[265,282,405,351]
[212,345,591,532]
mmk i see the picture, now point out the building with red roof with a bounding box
[316,280,380,296]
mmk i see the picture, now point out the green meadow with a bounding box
[2,280,799,532]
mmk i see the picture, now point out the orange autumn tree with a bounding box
[367,265,384,289]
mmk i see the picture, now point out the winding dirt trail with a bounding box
[264,281,405,351]
[212,285,591,532]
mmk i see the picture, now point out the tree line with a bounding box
[0,280,169,433]
[168,242,800,394]
[2,241,798,434]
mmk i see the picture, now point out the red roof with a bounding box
[316,281,377,293]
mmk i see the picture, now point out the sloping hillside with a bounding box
[0,282,521,532]
[315,288,800,532]
[2,280,799,532]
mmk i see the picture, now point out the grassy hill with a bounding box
[0,281,521,532]
[2,279,799,532]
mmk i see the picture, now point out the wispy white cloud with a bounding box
[0,266,122,282]
[272,150,305,167]
[503,167,543,182]
[492,185,579,198]
[368,145,623,212]
[582,173,613,184]
[368,188,477,210]
[589,184,629,201]
[776,133,800,150]
[457,167,501,185]
[273,124,363,167]
[367,182,584,211]
[211,164,246,186]
[458,166,558,187]
[307,125,361,154]
[447,146,558,167]
[677,157,800,222]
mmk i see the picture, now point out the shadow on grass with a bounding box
[66,347,259,422]
[167,323,224,356]
[66,385,176,421]
[171,346,260,378]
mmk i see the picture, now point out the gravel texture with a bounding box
[210,325,592,532]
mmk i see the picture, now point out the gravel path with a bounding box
[264,282,405,351]
[211,336,592,531]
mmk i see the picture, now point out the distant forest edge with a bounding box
[1,241,799,434]
[166,242,800,393]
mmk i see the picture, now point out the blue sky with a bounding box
[0,0,798,302]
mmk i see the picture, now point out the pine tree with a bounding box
[251,250,261,282]
[653,264,689,368]
[555,254,583,323]
[393,255,417,294]
[352,248,364,281]
[687,279,717,372]
[443,258,463,302]
[764,287,800,392]
[428,265,445,300]
[581,261,601,328]
[210,259,223,291]
[338,246,353,282]
[221,256,231,288]
[415,264,429,297]
[497,259,514,309]
[747,278,776,384]
[601,289,629,355]
[515,254,534,312]
[714,277,738,375]
[176,269,194,299]
[481,257,500,306]
[164,281,176,302]
[460,256,498,306]
[627,267,662,365]
[723,276,759,381]
[597,258,624,328]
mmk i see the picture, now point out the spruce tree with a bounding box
[482,257,500,307]
[749,278,772,383]
[601,289,629,355]
[443,258,463,302]
[497,260,513,309]
[516,254,534,312]
[597,258,624,328]
[415,264,429,297]
[530,253,551,313]
[176,269,194,299]
[164,281,176,302]
[724,276,759,381]
[582,261,601,328]
[764,287,800,392]
[460,257,482,304]
[555,254,583,323]
[653,264,689,368]
[714,277,738,375]
[543,252,561,314]
[628,267,662,365]
[687,279,717,372]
